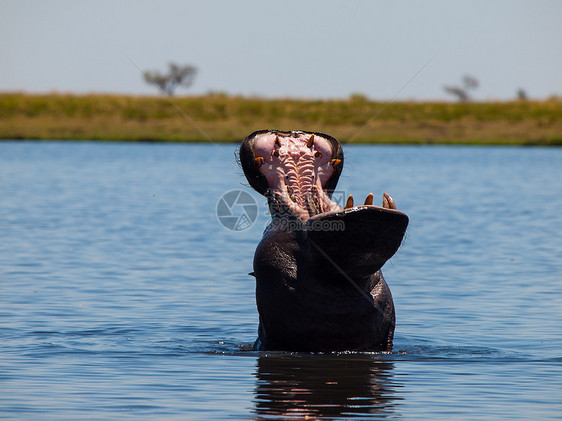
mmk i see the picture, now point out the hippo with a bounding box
[239,130,408,352]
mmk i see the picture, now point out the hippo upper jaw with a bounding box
[240,130,344,221]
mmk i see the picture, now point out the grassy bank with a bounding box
[1,93,561,145]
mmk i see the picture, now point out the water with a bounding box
[1,141,561,419]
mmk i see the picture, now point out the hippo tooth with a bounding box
[312,193,322,214]
[273,150,279,157]
[364,193,374,206]
[275,136,281,147]
[307,135,314,148]
[254,156,264,167]
[345,194,354,209]
[314,151,321,158]
[331,159,342,168]
[382,192,396,210]
[305,196,314,216]
[305,195,322,217]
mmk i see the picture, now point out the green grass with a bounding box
[1,93,561,145]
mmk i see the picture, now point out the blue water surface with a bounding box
[1,141,561,419]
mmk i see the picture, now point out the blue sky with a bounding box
[1,0,561,100]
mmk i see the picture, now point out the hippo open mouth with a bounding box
[239,129,409,352]
[240,129,400,222]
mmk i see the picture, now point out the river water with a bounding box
[1,141,561,419]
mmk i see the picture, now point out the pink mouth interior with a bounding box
[252,131,342,220]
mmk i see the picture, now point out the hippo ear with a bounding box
[239,130,271,195]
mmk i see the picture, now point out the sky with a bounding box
[1,0,561,101]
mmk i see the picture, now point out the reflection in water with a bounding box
[253,353,399,419]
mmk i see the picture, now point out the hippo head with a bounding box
[240,129,409,279]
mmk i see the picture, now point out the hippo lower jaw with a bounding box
[306,205,408,280]
[240,130,408,352]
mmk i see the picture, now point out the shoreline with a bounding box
[1,93,560,145]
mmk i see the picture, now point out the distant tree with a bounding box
[443,86,469,102]
[349,92,369,102]
[143,63,197,96]
[444,74,479,102]
[517,88,528,100]
[462,75,479,91]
